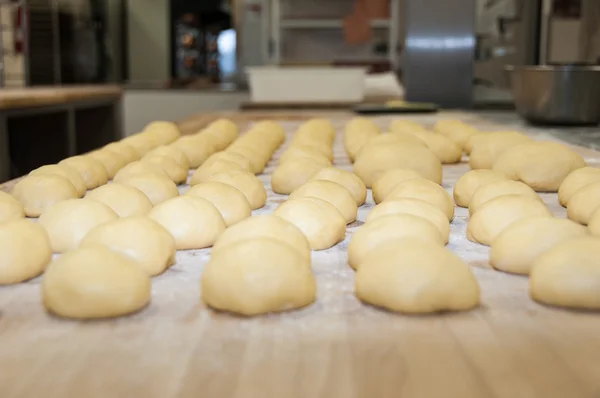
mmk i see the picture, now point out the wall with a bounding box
[0,6,25,87]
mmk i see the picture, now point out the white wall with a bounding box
[126,0,170,82]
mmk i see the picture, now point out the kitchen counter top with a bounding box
[1,110,600,398]
[0,85,123,110]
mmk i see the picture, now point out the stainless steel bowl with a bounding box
[506,65,600,125]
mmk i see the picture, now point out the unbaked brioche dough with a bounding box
[119,172,179,206]
[490,217,588,275]
[469,179,540,215]
[271,159,325,195]
[142,154,188,184]
[190,159,244,185]
[469,133,531,169]
[143,120,181,145]
[453,169,509,208]
[467,195,551,246]
[86,183,153,218]
[464,130,529,155]
[558,167,600,207]
[385,178,454,221]
[348,214,444,270]
[566,181,600,225]
[59,155,109,189]
[29,164,87,197]
[403,130,463,164]
[88,149,128,179]
[530,236,600,310]
[371,168,422,204]
[274,197,346,250]
[355,239,480,313]
[0,219,51,284]
[185,182,251,226]
[208,169,267,210]
[279,147,332,166]
[113,160,170,183]
[310,167,367,206]
[42,245,151,319]
[39,198,118,252]
[103,142,140,163]
[11,174,78,217]
[492,141,586,192]
[201,238,316,316]
[433,120,479,149]
[587,208,600,236]
[170,135,217,168]
[0,191,24,223]
[367,132,426,148]
[81,217,176,276]
[366,198,450,243]
[388,119,426,134]
[202,151,252,172]
[144,145,190,170]
[148,196,225,250]
[289,180,357,224]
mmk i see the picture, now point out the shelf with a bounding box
[281,18,390,29]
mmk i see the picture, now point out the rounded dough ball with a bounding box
[59,155,109,189]
[11,174,78,217]
[201,238,316,316]
[85,183,153,218]
[113,160,169,183]
[367,132,426,148]
[453,169,509,208]
[39,198,118,253]
[170,135,217,168]
[469,179,540,215]
[433,120,478,149]
[405,131,463,164]
[467,195,552,246]
[202,151,252,172]
[212,215,310,260]
[119,172,179,206]
[558,167,600,207]
[81,217,176,276]
[207,169,267,210]
[566,181,600,225]
[491,217,588,275]
[355,240,480,313]
[469,133,531,169]
[366,198,449,243]
[286,142,333,161]
[389,119,426,134]
[530,236,600,309]
[144,145,190,170]
[0,190,24,223]
[372,168,422,204]
[0,219,51,284]
[29,164,87,197]
[279,148,332,167]
[465,130,529,155]
[348,214,444,270]
[88,150,128,179]
[226,145,267,174]
[185,182,251,226]
[289,180,357,224]
[142,154,188,184]
[274,197,346,250]
[143,120,181,144]
[587,208,600,236]
[148,196,225,250]
[103,142,140,163]
[189,159,244,186]
[310,167,367,206]
[492,141,586,192]
[42,245,151,319]
[271,159,325,195]
[386,178,454,221]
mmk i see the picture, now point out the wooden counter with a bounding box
[0,85,122,110]
[1,111,600,398]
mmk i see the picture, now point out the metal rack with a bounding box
[0,0,28,87]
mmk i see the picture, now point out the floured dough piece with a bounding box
[208,169,267,210]
[148,196,225,250]
[279,146,332,166]
[39,198,118,252]
[190,159,244,186]
[185,182,251,226]
[567,181,600,225]
[113,160,170,183]
[353,142,442,187]
[59,155,109,189]
[366,198,449,243]
[403,130,463,164]
[465,130,529,155]
[491,217,588,275]
[119,172,179,206]
[142,120,181,145]
[348,214,444,270]
[212,215,310,260]
[469,132,531,169]
[29,164,87,197]
[389,119,427,135]
[469,180,540,215]
[86,183,153,217]
[144,145,190,170]
[205,118,239,150]
[286,142,333,162]
[386,178,454,221]
[0,219,51,284]
[202,151,252,172]
[170,134,217,168]
[355,239,480,313]
[467,195,551,246]
[368,132,426,148]
[11,174,78,217]
[343,118,380,162]
[42,245,151,319]
[81,217,176,276]
[433,119,479,149]
[271,159,325,195]
[530,236,600,310]
[103,142,140,163]
[453,169,509,208]
[310,167,367,206]
[274,197,346,250]
[493,141,586,192]
[88,149,128,179]
[290,180,357,224]
[588,208,600,236]
[142,154,188,184]
[0,190,24,222]
[372,168,422,204]
[558,167,600,207]
[201,238,316,316]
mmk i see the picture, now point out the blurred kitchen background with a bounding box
[0,0,598,133]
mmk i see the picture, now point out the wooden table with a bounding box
[1,111,600,398]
